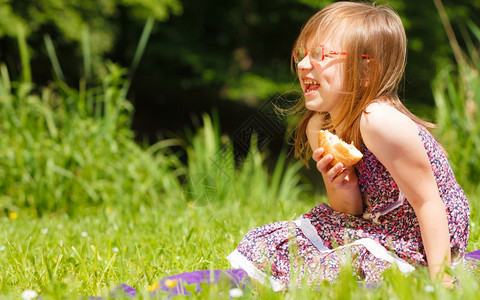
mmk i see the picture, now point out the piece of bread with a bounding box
[318,130,363,167]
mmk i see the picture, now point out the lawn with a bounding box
[0,173,478,299]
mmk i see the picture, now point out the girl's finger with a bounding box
[312,147,325,162]
[316,153,333,173]
[331,167,349,185]
[325,162,344,182]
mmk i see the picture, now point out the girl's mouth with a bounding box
[304,79,320,94]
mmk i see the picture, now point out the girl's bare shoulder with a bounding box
[360,102,419,153]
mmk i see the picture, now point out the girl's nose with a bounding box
[297,55,313,70]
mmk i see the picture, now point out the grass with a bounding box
[432,3,480,194]
[0,106,316,298]
[0,185,478,299]
[0,61,183,217]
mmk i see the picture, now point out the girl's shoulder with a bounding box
[360,101,420,153]
[362,101,408,123]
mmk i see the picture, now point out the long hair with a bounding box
[290,1,434,165]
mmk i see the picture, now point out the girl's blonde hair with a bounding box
[290,1,434,165]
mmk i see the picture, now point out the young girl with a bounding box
[227,1,470,290]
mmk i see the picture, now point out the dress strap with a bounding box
[362,191,406,224]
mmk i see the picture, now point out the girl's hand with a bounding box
[313,147,359,190]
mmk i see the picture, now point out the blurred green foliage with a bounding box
[0,0,181,80]
[129,0,480,110]
[386,0,480,108]
[0,27,184,216]
[0,0,182,49]
[433,18,480,192]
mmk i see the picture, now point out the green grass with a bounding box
[0,62,183,217]
[432,16,480,194]
[0,186,478,299]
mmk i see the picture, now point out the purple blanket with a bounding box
[466,249,480,261]
[107,269,248,298]
[107,250,480,298]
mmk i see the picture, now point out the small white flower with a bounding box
[41,228,48,235]
[112,247,119,253]
[0,245,6,252]
[21,289,38,300]
[81,232,88,238]
[228,288,243,298]
[424,285,435,293]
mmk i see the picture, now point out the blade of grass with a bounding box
[44,34,65,82]
[0,63,11,93]
[121,17,155,99]
[82,25,92,80]
[17,24,31,83]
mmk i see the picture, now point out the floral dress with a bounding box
[227,125,470,291]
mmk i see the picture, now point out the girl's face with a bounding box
[296,39,346,119]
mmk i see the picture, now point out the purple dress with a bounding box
[227,125,470,291]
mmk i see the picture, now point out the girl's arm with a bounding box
[307,114,364,215]
[360,102,451,283]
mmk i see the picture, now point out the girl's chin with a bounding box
[304,99,323,112]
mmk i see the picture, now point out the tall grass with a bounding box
[183,113,309,215]
[0,61,186,217]
[433,2,480,193]
[431,2,480,254]
[0,25,184,217]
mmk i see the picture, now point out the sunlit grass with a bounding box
[433,17,480,194]
[0,191,478,299]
